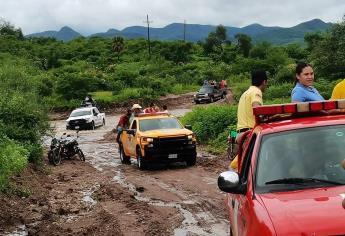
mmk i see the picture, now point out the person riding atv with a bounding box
[81,94,97,108]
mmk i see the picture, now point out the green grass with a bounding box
[91,84,200,105]
[92,91,114,102]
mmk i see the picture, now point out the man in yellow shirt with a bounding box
[230,70,268,170]
[331,79,345,99]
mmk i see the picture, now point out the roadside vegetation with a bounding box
[0,17,345,191]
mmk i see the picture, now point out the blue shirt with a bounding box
[291,82,324,102]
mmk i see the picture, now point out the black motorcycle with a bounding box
[48,130,85,166]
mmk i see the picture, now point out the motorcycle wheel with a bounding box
[77,149,85,161]
[48,150,54,164]
[52,148,62,166]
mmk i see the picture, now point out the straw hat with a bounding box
[131,104,142,110]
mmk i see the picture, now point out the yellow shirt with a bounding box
[331,79,345,100]
[237,86,262,130]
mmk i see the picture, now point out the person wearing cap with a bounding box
[291,62,324,102]
[116,109,132,144]
[129,104,142,124]
[330,79,345,100]
[230,69,268,170]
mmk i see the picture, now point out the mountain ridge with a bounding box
[26,19,332,44]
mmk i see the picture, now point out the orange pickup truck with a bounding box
[118,112,197,170]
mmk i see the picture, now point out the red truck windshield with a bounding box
[255,125,345,192]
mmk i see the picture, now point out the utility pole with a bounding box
[143,14,152,58]
[183,20,186,42]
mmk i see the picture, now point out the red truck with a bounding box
[218,100,345,235]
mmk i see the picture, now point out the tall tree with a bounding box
[309,16,345,79]
[203,25,229,55]
[235,33,252,57]
[0,19,24,40]
[304,32,324,52]
[112,36,125,61]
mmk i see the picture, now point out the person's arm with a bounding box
[252,101,261,107]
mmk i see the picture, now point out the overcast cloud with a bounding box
[1,0,344,35]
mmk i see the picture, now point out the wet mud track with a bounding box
[1,108,230,236]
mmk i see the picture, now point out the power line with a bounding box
[183,20,186,41]
[143,14,153,58]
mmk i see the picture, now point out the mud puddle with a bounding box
[34,107,230,235]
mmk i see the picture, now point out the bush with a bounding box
[314,78,338,100]
[180,104,237,144]
[0,55,48,191]
[265,83,292,100]
[274,64,295,84]
[0,135,28,191]
[228,73,250,102]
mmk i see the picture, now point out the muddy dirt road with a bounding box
[1,106,231,236]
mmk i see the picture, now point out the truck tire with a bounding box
[119,144,131,164]
[137,148,147,170]
[90,121,95,130]
[186,156,196,166]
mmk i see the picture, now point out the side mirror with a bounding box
[184,124,192,130]
[218,171,245,194]
[126,129,136,135]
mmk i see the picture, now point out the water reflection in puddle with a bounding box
[81,183,100,208]
[4,225,28,236]
[112,169,228,236]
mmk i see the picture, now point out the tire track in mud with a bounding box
[50,111,229,236]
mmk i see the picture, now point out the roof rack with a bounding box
[253,99,345,124]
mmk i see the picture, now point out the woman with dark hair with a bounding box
[291,62,324,102]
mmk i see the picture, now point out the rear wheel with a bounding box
[137,149,146,170]
[119,144,131,164]
[90,121,95,130]
[52,148,62,166]
[48,150,53,164]
[77,149,85,161]
[186,156,196,166]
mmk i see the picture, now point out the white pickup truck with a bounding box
[66,107,105,130]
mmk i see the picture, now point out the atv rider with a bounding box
[81,94,97,108]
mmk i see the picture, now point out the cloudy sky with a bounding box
[1,0,344,35]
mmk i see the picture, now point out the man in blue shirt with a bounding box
[291,63,324,102]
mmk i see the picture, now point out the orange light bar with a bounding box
[136,112,169,117]
[253,99,345,117]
